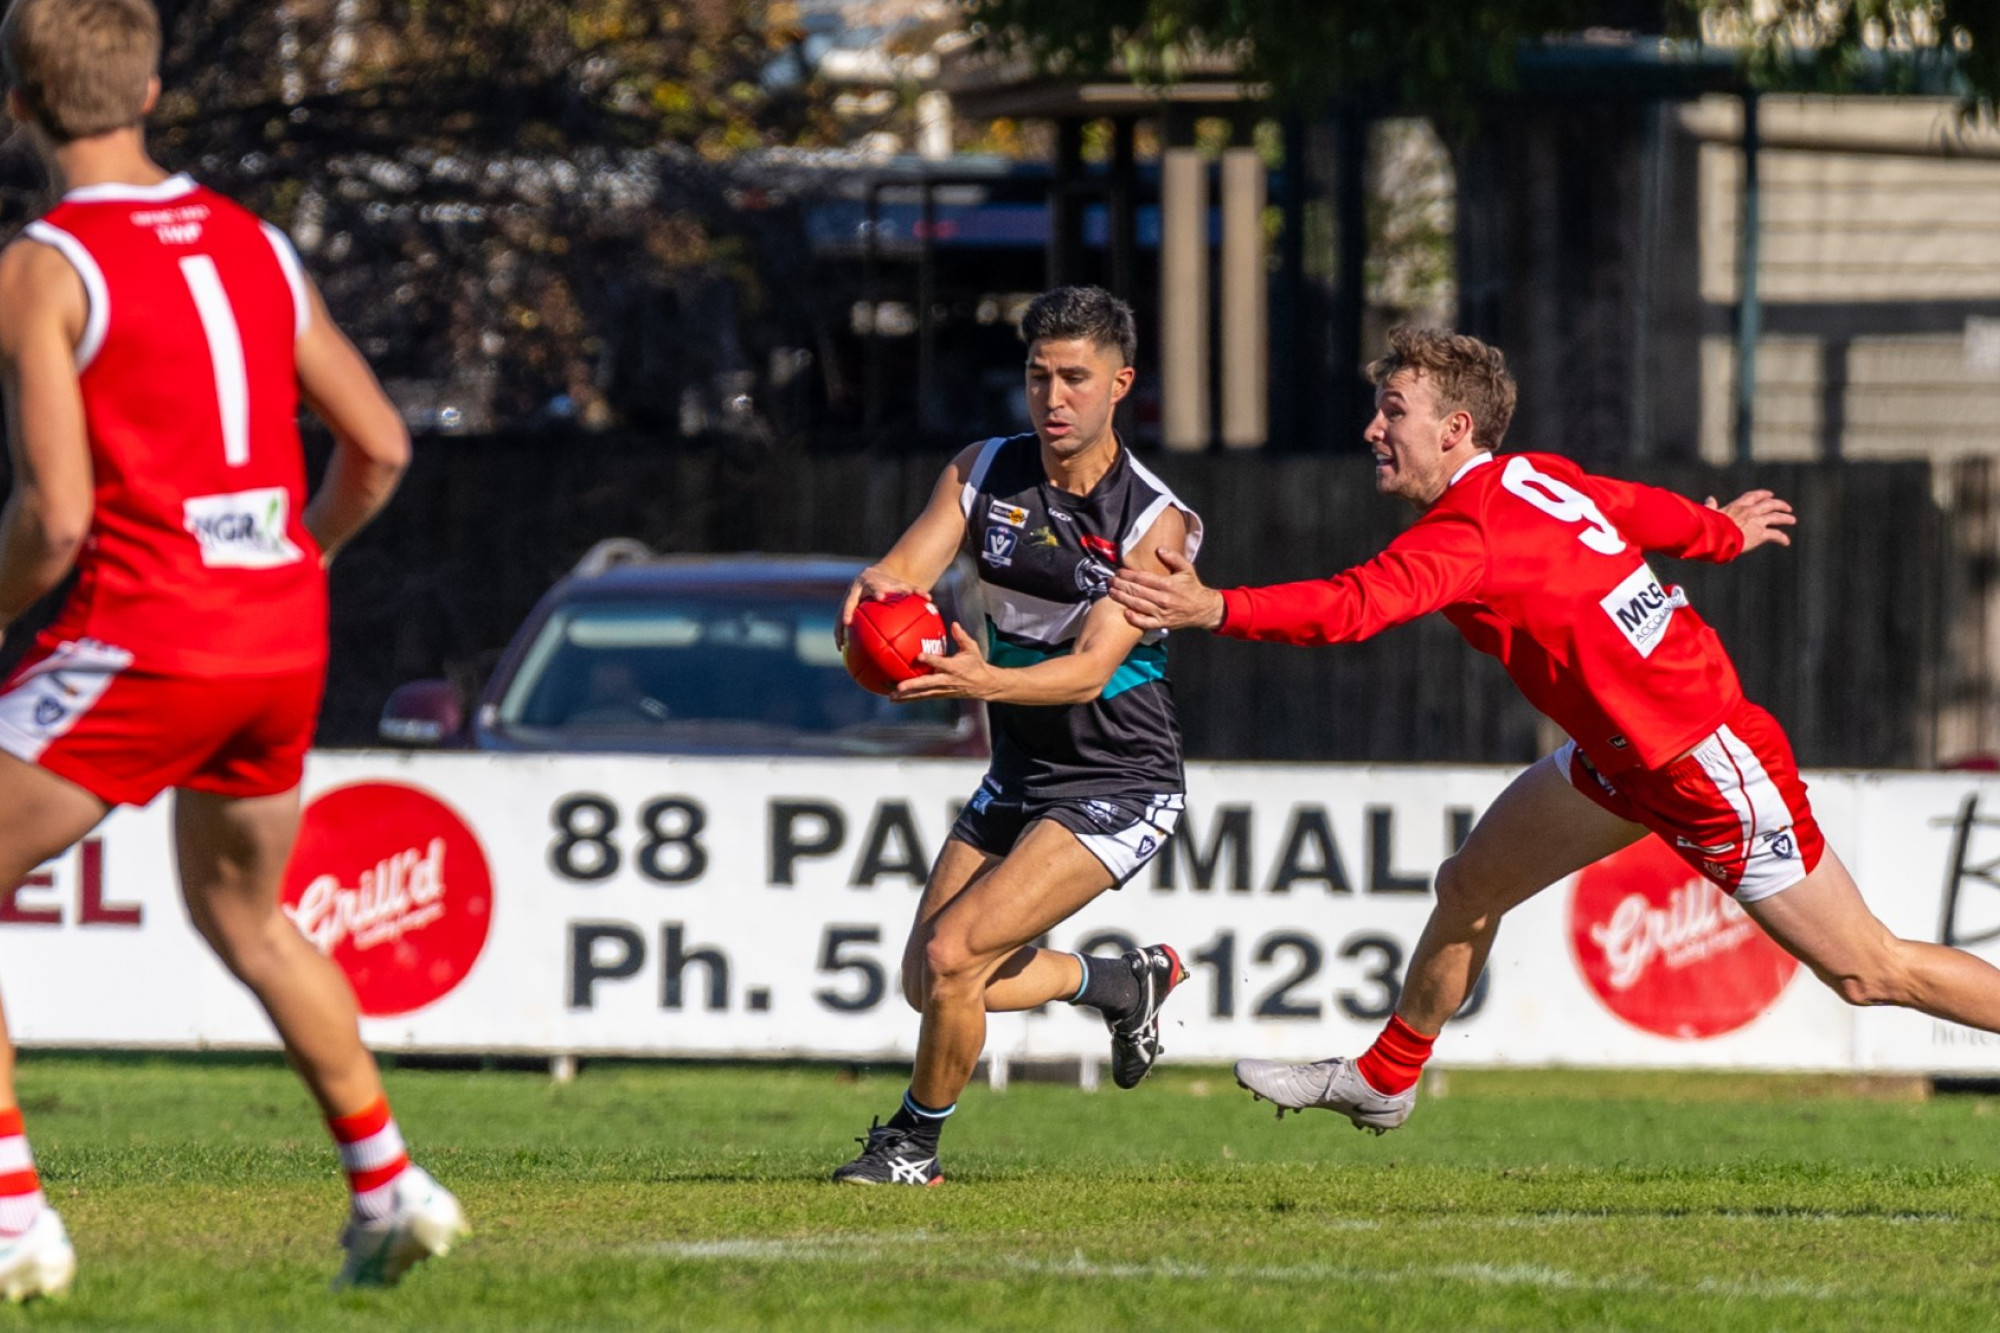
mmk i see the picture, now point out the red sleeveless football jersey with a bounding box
[26,174,326,675]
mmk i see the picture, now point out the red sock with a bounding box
[328,1096,411,1222]
[1355,1014,1436,1095]
[0,1106,45,1235]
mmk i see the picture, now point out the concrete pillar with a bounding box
[1160,146,1209,452]
[916,90,952,161]
[1219,146,1268,449]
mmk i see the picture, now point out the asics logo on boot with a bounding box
[888,1156,935,1185]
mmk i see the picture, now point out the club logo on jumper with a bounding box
[983,526,1018,568]
[1075,559,1114,594]
[183,486,305,570]
[1599,563,1687,660]
[1568,838,1796,1039]
[987,501,1027,528]
[282,782,493,1016]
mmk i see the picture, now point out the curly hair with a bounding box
[1366,326,1517,450]
[1019,285,1138,368]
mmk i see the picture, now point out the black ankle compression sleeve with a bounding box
[1069,951,1140,1017]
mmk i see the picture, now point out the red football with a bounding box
[843,593,948,696]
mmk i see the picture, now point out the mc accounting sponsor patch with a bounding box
[1599,562,1685,659]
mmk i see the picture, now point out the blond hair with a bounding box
[1366,326,1517,451]
[2,0,159,143]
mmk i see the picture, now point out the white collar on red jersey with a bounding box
[1447,450,1496,489]
[61,172,198,205]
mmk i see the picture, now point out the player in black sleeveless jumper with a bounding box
[831,287,1203,1186]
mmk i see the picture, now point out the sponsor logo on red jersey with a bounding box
[1568,837,1796,1039]
[281,782,493,1016]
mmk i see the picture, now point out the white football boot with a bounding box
[333,1166,469,1289]
[1233,1056,1417,1134]
[0,1209,75,1301]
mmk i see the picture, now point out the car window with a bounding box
[495,596,959,736]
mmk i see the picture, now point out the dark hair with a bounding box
[1366,326,1518,450]
[1019,285,1137,367]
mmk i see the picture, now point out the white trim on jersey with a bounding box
[957,437,1008,520]
[23,222,110,372]
[988,585,1093,646]
[178,256,251,467]
[1447,450,1496,489]
[258,221,312,339]
[61,173,198,205]
[1124,452,1205,563]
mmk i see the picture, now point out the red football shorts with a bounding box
[1558,699,1826,903]
[0,637,324,807]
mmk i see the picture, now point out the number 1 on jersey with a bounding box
[177,255,249,466]
[1500,456,1625,555]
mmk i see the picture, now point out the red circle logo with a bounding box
[281,782,493,1017]
[1568,838,1797,1039]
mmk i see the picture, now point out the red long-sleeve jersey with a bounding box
[1217,451,1747,773]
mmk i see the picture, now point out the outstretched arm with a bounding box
[1705,489,1795,554]
[1113,516,1486,645]
[1584,471,1789,562]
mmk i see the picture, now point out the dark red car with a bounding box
[379,541,988,758]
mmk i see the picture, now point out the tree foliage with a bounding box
[1697,1,1998,106]
[971,0,1998,113]
[1,0,859,433]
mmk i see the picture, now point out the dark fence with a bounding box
[321,434,1967,768]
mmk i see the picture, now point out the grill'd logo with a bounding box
[1568,837,1796,1039]
[282,782,493,1016]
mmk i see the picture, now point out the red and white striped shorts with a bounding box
[0,637,323,807]
[1558,699,1826,903]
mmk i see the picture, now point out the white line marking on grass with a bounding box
[1410,1211,1963,1231]
[1002,1255,1843,1302]
[641,1235,1847,1302]
[642,1232,939,1260]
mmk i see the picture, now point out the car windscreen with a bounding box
[494,594,962,739]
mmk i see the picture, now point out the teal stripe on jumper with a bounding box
[985,620,1165,699]
[985,620,1064,667]
[1102,642,1167,700]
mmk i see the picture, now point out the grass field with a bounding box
[4,1053,2000,1329]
